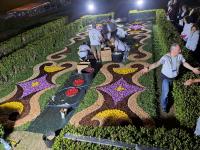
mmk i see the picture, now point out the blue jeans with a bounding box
[161,79,173,111]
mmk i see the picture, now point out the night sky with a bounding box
[0,0,199,14]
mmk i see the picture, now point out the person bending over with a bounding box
[110,36,130,62]
[78,42,91,61]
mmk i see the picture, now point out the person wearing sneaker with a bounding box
[141,43,200,112]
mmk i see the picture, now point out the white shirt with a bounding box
[78,45,90,58]
[159,54,186,78]
[114,39,129,52]
[186,31,200,51]
[88,29,102,46]
[117,27,127,38]
[181,23,193,41]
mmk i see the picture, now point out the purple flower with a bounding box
[18,75,54,98]
[129,24,143,30]
[97,78,144,105]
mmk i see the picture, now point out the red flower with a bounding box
[73,79,85,87]
[65,88,79,97]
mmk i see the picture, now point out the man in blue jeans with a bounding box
[141,43,200,112]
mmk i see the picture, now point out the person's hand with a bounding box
[141,67,149,74]
[192,68,200,74]
[184,79,194,86]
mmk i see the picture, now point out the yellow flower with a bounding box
[133,21,141,24]
[113,68,138,75]
[95,109,132,123]
[32,81,40,87]
[0,102,24,114]
[44,65,65,73]
[115,86,125,92]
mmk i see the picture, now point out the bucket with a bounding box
[81,67,95,84]
[112,51,123,62]
[43,132,56,148]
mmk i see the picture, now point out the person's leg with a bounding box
[96,45,101,62]
[161,79,170,112]
[91,45,97,60]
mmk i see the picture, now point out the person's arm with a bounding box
[184,79,200,86]
[183,62,200,74]
[141,61,161,74]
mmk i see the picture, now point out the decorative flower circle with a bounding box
[31,81,40,87]
[73,79,85,87]
[65,88,79,97]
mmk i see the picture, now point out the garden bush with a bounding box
[53,125,200,150]
[155,9,200,128]
[0,13,112,85]
[129,9,156,22]
[0,124,4,138]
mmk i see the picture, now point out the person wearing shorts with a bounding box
[89,23,103,62]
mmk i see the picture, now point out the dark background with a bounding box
[0,0,200,41]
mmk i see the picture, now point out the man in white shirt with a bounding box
[142,43,200,112]
[88,23,103,62]
[78,42,91,61]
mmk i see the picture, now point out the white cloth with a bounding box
[159,54,186,78]
[181,23,193,41]
[114,39,130,52]
[195,117,200,136]
[78,45,90,58]
[117,27,127,38]
[186,31,200,51]
[107,23,117,32]
[88,29,102,46]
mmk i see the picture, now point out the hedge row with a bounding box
[52,9,200,149]
[53,125,200,150]
[155,10,200,128]
[0,13,112,85]
[0,13,113,58]
[129,9,156,22]
[0,124,4,138]
[156,9,184,55]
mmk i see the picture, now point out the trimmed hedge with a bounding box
[0,124,4,138]
[156,9,184,55]
[0,13,112,87]
[173,73,200,128]
[155,9,200,128]
[53,125,200,150]
[138,24,158,118]
[129,9,156,22]
[0,13,113,58]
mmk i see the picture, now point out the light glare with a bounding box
[137,0,144,6]
[88,3,95,12]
